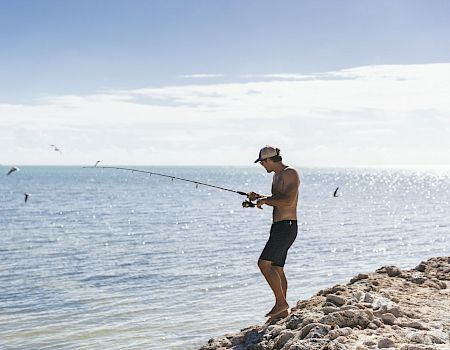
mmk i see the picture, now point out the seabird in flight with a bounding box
[50,144,62,154]
[6,166,19,176]
[333,187,339,197]
[24,193,31,203]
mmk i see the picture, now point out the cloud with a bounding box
[1,63,449,166]
[178,74,225,79]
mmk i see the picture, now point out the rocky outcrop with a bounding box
[201,256,450,350]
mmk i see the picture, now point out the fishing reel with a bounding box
[242,199,257,208]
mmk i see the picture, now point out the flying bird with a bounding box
[333,187,339,197]
[6,166,19,176]
[24,193,31,203]
[50,144,62,154]
[94,160,101,167]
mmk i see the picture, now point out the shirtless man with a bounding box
[248,146,300,320]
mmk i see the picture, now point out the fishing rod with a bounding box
[83,165,257,208]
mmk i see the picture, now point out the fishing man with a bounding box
[248,146,300,320]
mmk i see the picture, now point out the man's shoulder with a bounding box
[282,166,300,181]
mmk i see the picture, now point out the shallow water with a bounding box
[1,166,449,349]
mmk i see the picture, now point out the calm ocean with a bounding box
[1,166,449,349]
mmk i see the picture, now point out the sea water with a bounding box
[1,166,449,349]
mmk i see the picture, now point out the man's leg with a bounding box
[258,259,289,316]
[273,266,287,299]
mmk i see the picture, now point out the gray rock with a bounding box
[273,330,295,349]
[400,345,435,350]
[285,315,304,330]
[352,290,365,302]
[322,306,340,314]
[415,262,427,272]
[385,266,402,277]
[406,332,432,344]
[381,313,396,325]
[364,293,374,303]
[386,306,402,317]
[267,325,284,338]
[399,321,429,330]
[326,294,346,307]
[328,327,352,340]
[321,309,371,329]
[303,324,330,339]
[408,273,426,284]
[378,337,395,348]
[427,329,449,344]
[298,322,326,339]
[350,273,369,284]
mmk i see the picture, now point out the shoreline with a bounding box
[201,256,450,350]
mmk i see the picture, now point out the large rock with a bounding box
[320,309,371,329]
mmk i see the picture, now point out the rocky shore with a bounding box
[201,256,450,350]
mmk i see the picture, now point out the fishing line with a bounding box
[83,166,257,207]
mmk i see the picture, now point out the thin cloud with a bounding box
[1,63,449,166]
[178,74,225,79]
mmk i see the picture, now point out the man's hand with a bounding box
[256,198,267,209]
[247,192,263,201]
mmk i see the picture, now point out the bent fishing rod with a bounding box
[83,165,257,208]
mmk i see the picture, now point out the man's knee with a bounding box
[273,266,284,276]
[258,259,272,273]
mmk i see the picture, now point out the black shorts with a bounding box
[259,220,297,267]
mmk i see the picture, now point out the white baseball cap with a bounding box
[254,146,280,163]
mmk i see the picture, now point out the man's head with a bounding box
[254,146,282,172]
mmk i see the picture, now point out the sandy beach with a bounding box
[201,256,450,350]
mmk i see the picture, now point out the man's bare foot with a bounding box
[266,309,289,323]
[264,305,277,317]
[266,302,289,318]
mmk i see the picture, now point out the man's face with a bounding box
[259,158,273,173]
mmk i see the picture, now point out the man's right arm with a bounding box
[247,192,267,201]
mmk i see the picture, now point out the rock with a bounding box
[400,345,435,350]
[381,313,396,325]
[367,322,379,329]
[205,336,232,348]
[352,290,365,302]
[399,321,429,330]
[373,319,383,327]
[406,332,432,344]
[285,315,304,330]
[378,337,395,348]
[363,293,374,303]
[273,330,295,348]
[326,294,346,307]
[200,256,450,350]
[423,279,441,289]
[298,322,327,339]
[267,325,284,338]
[385,266,402,277]
[386,306,402,317]
[328,327,352,340]
[303,324,330,339]
[415,262,427,272]
[350,273,369,284]
[331,285,348,293]
[427,329,448,344]
[321,310,371,329]
[322,306,340,314]
[409,273,426,284]
[364,339,377,346]
[363,309,374,321]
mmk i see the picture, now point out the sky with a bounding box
[1,0,450,167]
